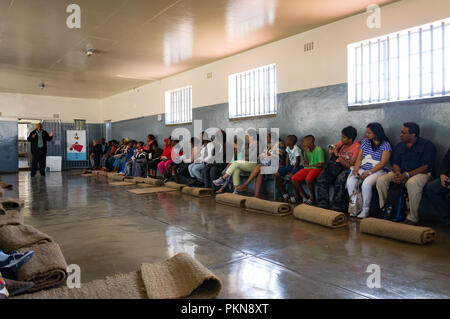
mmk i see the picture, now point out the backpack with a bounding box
[381,182,407,222]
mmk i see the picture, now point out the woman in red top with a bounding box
[157,138,173,178]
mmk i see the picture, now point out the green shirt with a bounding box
[305,146,324,168]
[37,131,44,148]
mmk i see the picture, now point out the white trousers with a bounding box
[346,168,386,214]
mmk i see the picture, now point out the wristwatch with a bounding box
[405,172,410,179]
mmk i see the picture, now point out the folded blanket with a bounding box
[0,224,53,253]
[144,178,164,186]
[128,187,177,195]
[215,193,251,208]
[165,182,186,190]
[15,253,222,299]
[0,210,24,227]
[17,242,68,292]
[0,197,25,211]
[133,177,147,183]
[244,198,292,216]
[360,218,436,245]
[293,204,347,228]
[181,187,213,198]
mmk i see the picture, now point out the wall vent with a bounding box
[304,42,314,52]
[207,72,213,79]
[53,114,60,119]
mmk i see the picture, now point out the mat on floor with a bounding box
[108,174,126,182]
[0,224,53,253]
[133,177,147,183]
[0,197,25,211]
[360,217,436,245]
[215,193,251,208]
[181,187,213,198]
[165,182,186,190]
[128,187,177,195]
[144,178,164,186]
[108,181,136,186]
[16,242,68,292]
[81,174,94,177]
[72,170,92,175]
[0,210,24,227]
[293,204,348,228]
[244,198,292,216]
[15,253,222,299]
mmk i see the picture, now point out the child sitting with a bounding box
[290,135,324,205]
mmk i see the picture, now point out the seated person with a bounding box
[157,138,173,179]
[148,141,163,178]
[174,138,200,184]
[424,147,450,225]
[376,123,436,225]
[167,139,183,182]
[214,131,259,194]
[215,137,244,194]
[347,123,391,218]
[202,130,227,189]
[143,134,156,152]
[112,140,133,173]
[234,132,280,197]
[316,126,360,212]
[291,135,325,205]
[100,141,115,170]
[275,135,303,203]
[188,132,212,185]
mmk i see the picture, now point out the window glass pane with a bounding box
[165,86,192,125]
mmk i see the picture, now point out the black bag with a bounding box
[380,182,407,222]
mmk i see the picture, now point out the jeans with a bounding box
[189,163,205,181]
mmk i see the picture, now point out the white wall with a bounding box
[0,92,102,123]
[101,0,450,122]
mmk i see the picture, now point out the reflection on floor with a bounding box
[1,171,449,299]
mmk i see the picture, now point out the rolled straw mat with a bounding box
[17,242,68,292]
[16,253,222,299]
[108,181,136,186]
[97,170,108,176]
[81,174,93,177]
[128,187,176,195]
[165,182,186,190]
[133,177,147,183]
[144,178,164,186]
[293,204,348,228]
[181,187,213,198]
[244,198,292,216]
[215,193,252,208]
[0,197,25,210]
[360,217,436,245]
[0,210,24,227]
[72,169,92,175]
[0,224,53,253]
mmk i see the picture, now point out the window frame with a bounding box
[164,85,193,126]
[228,63,278,120]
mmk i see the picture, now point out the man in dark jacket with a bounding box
[27,123,53,177]
[425,147,450,225]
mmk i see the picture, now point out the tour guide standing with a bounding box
[27,123,53,177]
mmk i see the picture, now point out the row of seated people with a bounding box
[88,122,450,226]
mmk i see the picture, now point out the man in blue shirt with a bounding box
[376,122,436,225]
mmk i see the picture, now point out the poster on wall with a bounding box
[66,130,86,161]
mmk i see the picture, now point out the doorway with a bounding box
[18,119,42,170]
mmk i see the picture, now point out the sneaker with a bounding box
[349,211,358,217]
[213,177,226,187]
[282,194,289,203]
[0,251,34,270]
[289,196,297,204]
[4,278,34,297]
[357,211,369,219]
[303,198,313,205]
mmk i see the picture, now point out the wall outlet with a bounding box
[304,42,314,52]
[207,72,212,79]
[157,114,162,121]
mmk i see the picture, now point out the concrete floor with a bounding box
[1,171,449,299]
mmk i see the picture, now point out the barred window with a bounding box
[165,86,192,125]
[348,17,450,106]
[228,64,277,119]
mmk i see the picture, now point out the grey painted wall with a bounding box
[112,83,450,166]
[0,120,18,173]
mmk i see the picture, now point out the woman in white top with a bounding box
[346,122,392,218]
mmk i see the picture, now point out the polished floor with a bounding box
[1,171,449,299]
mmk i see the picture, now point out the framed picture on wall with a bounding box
[66,130,87,161]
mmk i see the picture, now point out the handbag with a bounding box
[348,177,363,215]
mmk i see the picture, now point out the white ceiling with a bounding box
[0,0,397,99]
